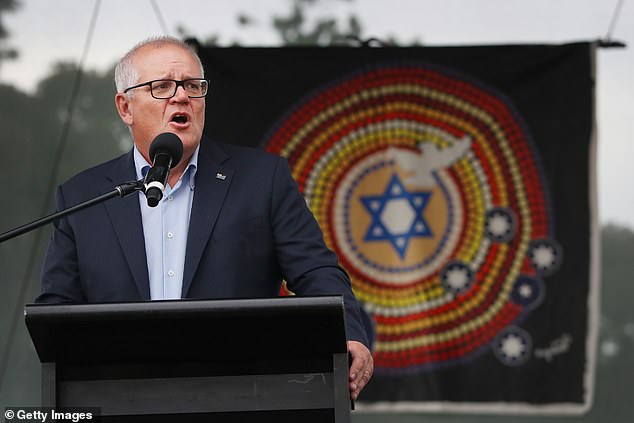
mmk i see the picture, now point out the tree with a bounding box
[268,0,421,46]
[177,0,417,47]
[591,223,634,420]
[272,0,363,46]
[0,62,127,406]
[0,0,19,67]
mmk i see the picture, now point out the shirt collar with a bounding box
[133,143,199,191]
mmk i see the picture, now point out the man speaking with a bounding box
[37,36,373,399]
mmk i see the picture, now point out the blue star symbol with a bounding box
[360,173,433,259]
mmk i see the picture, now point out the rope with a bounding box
[0,0,102,395]
[149,0,170,35]
[605,0,625,40]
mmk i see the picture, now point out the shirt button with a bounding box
[167,232,174,239]
[168,195,174,201]
[168,270,175,278]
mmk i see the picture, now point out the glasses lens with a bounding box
[149,79,208,98]
[184,79,208,97]
[151,80,177,99]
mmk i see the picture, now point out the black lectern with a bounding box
[25,296,351,422]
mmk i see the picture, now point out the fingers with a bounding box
[347,340,374,400]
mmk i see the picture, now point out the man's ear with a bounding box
[115,93,134,126]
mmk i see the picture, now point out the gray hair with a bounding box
[114,36,205,94]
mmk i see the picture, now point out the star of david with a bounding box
[360,173,433,259]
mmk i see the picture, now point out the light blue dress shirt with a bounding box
[134,145,198,300]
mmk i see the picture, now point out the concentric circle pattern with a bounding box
[264,64,559,374]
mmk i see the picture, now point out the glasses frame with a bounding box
[123,78,209,99]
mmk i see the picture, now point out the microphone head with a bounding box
[149,132,184,169]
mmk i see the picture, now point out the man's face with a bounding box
[115,44,206,163]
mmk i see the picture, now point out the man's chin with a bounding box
[162,126,200,142]
[174,132,202,155]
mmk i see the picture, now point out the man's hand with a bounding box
[347,340,373,400]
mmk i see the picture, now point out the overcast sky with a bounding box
[0,0,632,227]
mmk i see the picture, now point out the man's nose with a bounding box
[171,85,190,102]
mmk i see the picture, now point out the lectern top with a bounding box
[25,296,348,364]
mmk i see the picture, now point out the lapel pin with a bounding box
[216,172,227,181]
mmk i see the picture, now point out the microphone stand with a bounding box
[0,180,145,244]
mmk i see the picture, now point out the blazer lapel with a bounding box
[103,151,151,300]
[181,141,232,297]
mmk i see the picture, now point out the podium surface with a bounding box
[25,296,351,422]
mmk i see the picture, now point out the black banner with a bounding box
[198,43,597,413]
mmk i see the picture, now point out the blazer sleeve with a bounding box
[269,156,371,347]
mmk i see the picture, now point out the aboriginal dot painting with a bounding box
[265,63,562,373]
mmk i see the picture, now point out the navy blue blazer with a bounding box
[38,139,369,346]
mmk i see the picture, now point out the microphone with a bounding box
[144,132,184,207]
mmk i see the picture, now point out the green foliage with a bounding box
[592,223,634,420]
[32,63,129,178]
[598,223,634,348]
[178,0,405,47]
[0,0,19,66]
[0,61,128,266]
[0,0,19,37]
[267,0,423,47]
[272,2,363,46]
[0,63,128,404]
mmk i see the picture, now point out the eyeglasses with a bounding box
[123,79,209,99]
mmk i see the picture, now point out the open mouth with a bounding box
[171,114,189,124]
